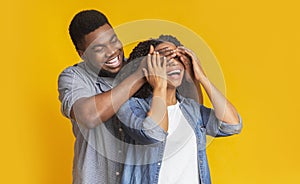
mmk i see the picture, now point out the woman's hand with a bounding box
[176,46,206,82]
[142,51,167,90]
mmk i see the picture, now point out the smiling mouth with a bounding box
[167,69,181,76]
[105,55,121,68]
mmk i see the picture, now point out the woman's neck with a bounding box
[166,88,177,106]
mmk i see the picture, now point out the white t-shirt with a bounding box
[158,101,199,184]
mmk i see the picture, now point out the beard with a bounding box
[98,69,119,78]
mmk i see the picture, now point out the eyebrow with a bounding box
[91,34,117,49]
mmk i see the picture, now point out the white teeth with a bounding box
[167,69,181,75]
[106,56,118,64]
[105,56,121,68]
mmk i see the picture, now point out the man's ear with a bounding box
[77,50,86,60]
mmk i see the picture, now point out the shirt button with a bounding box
[116,171,120,176]
[119,128,123,132]
[157,163,161,166]
[118,150,122,154]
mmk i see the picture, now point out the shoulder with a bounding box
[59,62,85,78]
[58,62,92,84]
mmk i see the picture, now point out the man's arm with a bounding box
[71,69,145,129]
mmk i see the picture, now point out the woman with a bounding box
[116,38,242,184]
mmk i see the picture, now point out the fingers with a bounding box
[149,45,155,54]
[177,46,201,65]
[157,48,176,59]
[147,52,162,75]
[147,54,153,74]
[177,46,191,57]
[162,56,167,69]
[147,51,166,71]
[151,52,157,69]
[150,52,164,68]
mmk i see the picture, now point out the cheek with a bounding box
[113,41,123,50]
[87,53,106,65]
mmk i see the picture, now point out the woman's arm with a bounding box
[143,52,168,131]
[176,49,203,104]
[117,50,169,144]
[178,46,240,125]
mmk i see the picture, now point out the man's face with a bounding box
[79,24,124,75]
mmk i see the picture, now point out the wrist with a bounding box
[133,70,146,83]
[153,86,167,95]
[198,73,209,84]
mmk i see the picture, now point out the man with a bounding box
[58,10,147,184]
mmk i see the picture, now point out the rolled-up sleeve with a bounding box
[200,105,243,137]
[58,67,92,119]
[117,98,167,144]
[218,114,242,135]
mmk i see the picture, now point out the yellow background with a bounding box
[1,0,299,183]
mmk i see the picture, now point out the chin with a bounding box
[98,68,121,77]
[168,82,182,89]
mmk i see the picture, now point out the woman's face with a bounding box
[155,42,185,88]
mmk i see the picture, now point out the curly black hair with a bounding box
[127,39,163,62]
[157,34,183,47]
[69,10,111,50]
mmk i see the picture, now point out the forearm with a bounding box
[199,74,239,125]
[72,71,145,128]
[147,88,168,131]
[193,79,203,104]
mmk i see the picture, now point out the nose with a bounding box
[105,44,116,57]
[167,58,179,67]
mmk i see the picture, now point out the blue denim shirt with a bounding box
[117,93,242,184]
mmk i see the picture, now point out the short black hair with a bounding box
[69,10,111,50]
[157,34,183,46]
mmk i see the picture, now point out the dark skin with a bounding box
[156,43,203,104]
[70,24,152,129]
[71,28,203,129]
